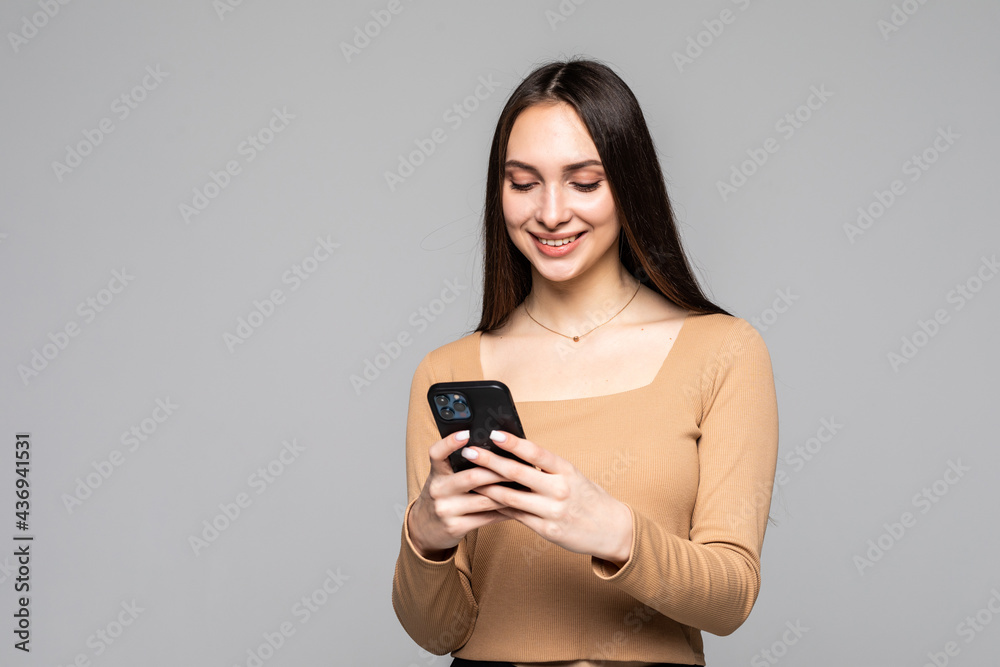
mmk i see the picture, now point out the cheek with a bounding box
[500,200,522,242]
[578,192,616,222]
[502,192,527,224]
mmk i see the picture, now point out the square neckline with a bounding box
[474,311,694,405]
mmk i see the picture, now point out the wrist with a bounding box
[407,499,455,562]
[607,502,634,568]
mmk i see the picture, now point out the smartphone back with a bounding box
[426,380,530,484]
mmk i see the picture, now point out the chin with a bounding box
[532,262,587,282]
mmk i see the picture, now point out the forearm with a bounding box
[391,498,478,653]
[591,505,761,636]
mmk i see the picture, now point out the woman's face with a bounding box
[502,102,620,284]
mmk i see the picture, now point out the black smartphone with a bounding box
[427,380,533,492]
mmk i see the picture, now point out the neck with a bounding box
[523,259,640,338]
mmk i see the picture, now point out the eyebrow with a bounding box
[503,159,603,176]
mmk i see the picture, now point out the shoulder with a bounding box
[412,330,481,381]
[683,312,772,376]
[684,311,764,349]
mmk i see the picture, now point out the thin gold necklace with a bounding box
[523,280,642,342]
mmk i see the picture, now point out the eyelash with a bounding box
[508,180,602,192]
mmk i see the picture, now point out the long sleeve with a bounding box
[589,318,780,636]
[391,351,480,654]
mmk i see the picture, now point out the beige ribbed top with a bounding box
[391,313,779,666]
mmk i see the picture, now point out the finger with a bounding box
[433,509,511,544]
[468,510,513,527]
[487,430,566,476]
[473,481,549,518]
[494,505,531,524]
[444,492,510,519]
[461,440,547,491]
[450,466,514,495]
[428,430,471,474]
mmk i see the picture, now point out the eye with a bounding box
[507,180,603,192]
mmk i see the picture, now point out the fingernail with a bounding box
[461,447,477,460]
[455,430,469,442]
[489,430,506,442]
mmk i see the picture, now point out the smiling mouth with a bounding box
[532,232,585,247]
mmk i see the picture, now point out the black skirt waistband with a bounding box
[450,659,697,667]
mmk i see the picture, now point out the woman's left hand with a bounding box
[461,429,633,567]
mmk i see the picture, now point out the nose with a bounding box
[536,182,571,228]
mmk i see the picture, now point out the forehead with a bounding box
[506,102,598,161]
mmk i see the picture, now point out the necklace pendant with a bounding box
[572,335,579,342]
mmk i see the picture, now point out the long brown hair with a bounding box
[473,56,731,334]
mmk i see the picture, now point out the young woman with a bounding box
[392,57,779,667]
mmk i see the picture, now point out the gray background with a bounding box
[2,0,998,665]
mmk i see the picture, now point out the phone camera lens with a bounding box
[434,395,449,407]
[453,401,467,412]
[441,407,454,419]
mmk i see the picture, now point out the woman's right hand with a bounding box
[407,430,514,560]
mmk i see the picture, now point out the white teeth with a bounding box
[537,233,580,247]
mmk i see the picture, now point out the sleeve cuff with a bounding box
[402,497,458,566]
[591,501,639,580]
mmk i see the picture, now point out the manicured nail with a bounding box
[489,430,506,442]
[454,430,469,442]
[461,447,477,460]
